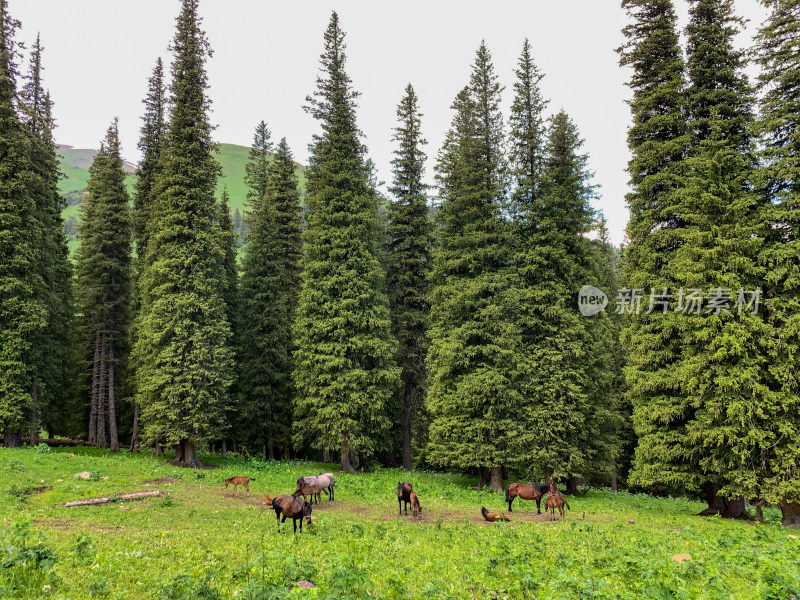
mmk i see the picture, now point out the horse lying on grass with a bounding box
[481,507,510,522]
[272,494,313,533]
[504,482,550,513]
[297,473,335,501]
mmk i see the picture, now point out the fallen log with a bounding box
[62,490,164,507]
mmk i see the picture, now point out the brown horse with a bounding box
[398,482,413,515]
[504,483,550,513]
[410,491,422,518]
[294,484,323,505]
[272,494,313,533]
[544,482,570,521]
[481,507,510,522]
[224,476,254,497]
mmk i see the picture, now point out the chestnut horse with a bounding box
[397,482,413,515]
[481,507,510,522]
[544,482,570,521]
[504,482,550,513]
[410,491,422,518]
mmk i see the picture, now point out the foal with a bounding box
[544,482,570,521]
[410,491,422,518]
[224,476,254,497]
[294,483,323,505]
[481,507,510,522]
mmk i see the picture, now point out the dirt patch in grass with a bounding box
[34,519,75,529]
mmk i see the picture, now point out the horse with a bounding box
[224,476,255,497]
[272,494,313,533]
[544,482,570,521]
[397,482,413,515]
[262,493,273,506]
[297,473,335,501]
[410,491,422,518]
[504,482,550,513]
[481,507,510,522]
[294,483,323,505]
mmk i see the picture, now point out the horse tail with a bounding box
[504,485,510,503]
[481,507,490,522]
[563,498,570,511]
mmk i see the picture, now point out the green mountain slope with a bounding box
[58,142,306,254]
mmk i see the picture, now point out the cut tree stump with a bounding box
[62,490,164,507]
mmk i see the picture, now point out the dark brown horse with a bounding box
[397,482,413,515]
[544,482,570,521]
[504,483,550,513]
[272,494,313,533]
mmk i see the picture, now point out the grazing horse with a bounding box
[272,494,313,533]
[504,483,550,513]
[294,483,323,505]
[481,507,510,522]
[397,482,413,515]
[544,482,570,521]
[410,491,422,518]
[224,476,255,497]
[297,473,335,501]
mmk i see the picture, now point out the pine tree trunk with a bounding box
[88,331,101,444]
[476,467,488,490]
[179,438,203,468]
[267,424,275,460]
[221,440,227,459]
[722,497,749,519]
[107,352,119,452]
[322,448,330,462]
[611,476,618,493]
[780,501,800,529]
[175,441,185,464]
[96,336,108,448]
[488,466,504,492]
[340,442,355,473]
[402,382,414,470]
[566,476,580,495]
[155,442,164,457]
[30,384,40,446]
[129,403,140,452]
[3,428,22,448]
[699,481,728,515]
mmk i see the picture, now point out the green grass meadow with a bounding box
[1,446,798,599]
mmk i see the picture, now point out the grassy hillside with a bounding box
[58,143,306,256]
[1,446,798,599]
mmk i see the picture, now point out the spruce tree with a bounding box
[508,38,548,221]
[133,57,167,257]
[133,0,233,467]
[75,120,132,452]
[514,111,597,484]
[129,57,167,452]
[293,12,397,471]
[21,35,74,440]
[0,0,44,447]
[754,0,800,528]
[617,0,697,494]
[677,0,766,517]
[239,156,289,460]
[426,43,519,491]
[385,84,432,470]
[244,120,272,207]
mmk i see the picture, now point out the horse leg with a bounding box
[536,497,542,515]
[508,496,513,513]
[398,498,402,515]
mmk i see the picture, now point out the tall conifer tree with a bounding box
[385,84,432,470]
[293,12,397,471]
[618,0,697,493]
[0,1,44,447]
[514,111,597,484]
[21,35,74,440]
[754,0,800,528]
[133,0,232,467]
[75,121,132,452]
[426,43,519,491]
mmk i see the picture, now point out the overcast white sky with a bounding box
[13,0,767,245]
